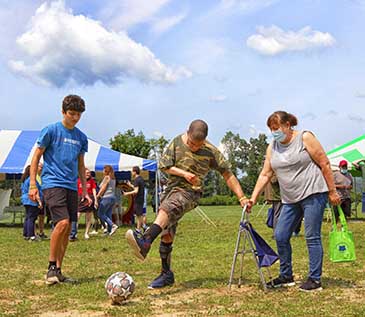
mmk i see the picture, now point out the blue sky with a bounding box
[0,0,364,152]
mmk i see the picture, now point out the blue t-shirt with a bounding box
[37,122,88,191]
[21,177,42,206]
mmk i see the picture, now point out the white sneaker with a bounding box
[84,233,90,240]
[89,230,98,236]
[110,224,118,236]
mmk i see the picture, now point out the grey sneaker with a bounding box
[109,224,118,236]
[267,275,295,288]
[299,278,322,292]
[56,268,77,284]
[125,229,150,261]
[29,236,41,242]
[148,270,175,289]
[45,266,60,285]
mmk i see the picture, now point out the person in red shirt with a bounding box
[70,168,98,240]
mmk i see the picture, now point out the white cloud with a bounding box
[151,11,187,35]
[9,1,192,87]
[219,0,279,13]
[210,95,227,103]
[348,114,365,124]
[186,38,226,74]
[302,112,317,120]
[249,124,257,135]
[355,91,365,98]
[100,0,171,30]
[246,25,336,56]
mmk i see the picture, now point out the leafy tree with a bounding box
[149,136,169,160]
[208,131,268,195]
[109,129,169,159]
[240,133,268,193]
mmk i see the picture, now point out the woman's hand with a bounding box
[329,190,341,206]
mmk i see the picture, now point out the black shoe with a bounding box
[69,235,77,242]
[125,229,150,261]
[299,278,322,292]
[45,266,60,285]
[56,268,77,284]
[148,270,175,289]
[267,275,295,288]
[39,233,49,240]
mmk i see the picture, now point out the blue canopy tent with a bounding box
[0,129,158,224]
[0,129,157,174]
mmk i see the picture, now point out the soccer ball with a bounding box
[105,272,135,304]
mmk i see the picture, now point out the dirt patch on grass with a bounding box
[39,310,106,317]
[147,285,255,316]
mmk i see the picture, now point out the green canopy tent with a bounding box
[327,134,365,213]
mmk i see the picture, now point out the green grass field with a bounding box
[1,205,365,316]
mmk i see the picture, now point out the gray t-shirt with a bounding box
[270,131,328,204]
[100,177,116,199]
[333,170,353,200]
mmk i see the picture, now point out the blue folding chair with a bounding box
[228,205,279,290]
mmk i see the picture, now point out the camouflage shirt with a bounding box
[159,134,231,192]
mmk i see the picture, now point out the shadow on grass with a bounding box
[322,277,356,288]
[181,277,228,288]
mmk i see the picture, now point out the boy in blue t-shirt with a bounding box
[28,95,92,285]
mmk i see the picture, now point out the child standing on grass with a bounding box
[21,165,42,242]
[28,95,92,285]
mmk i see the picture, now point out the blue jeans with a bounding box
[275,192,328,281]
[98,197,115,233]
[23,205,40,238]
[70,221,78,238]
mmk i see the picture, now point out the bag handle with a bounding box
[331,205,348,232]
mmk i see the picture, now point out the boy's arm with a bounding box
[222,171,249,208]
[164,166,199,186]
[29,147,45,202]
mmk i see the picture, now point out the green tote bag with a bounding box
[329,206,356,263]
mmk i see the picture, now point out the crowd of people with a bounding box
[23,95,355,293]
[22,164,146,243]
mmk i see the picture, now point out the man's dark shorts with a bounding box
[134,202,144,217]
[43,187,78,224]
[159,188,201,238]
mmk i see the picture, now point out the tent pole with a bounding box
[360,163,365,214]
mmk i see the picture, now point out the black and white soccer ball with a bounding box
[105,272,135,304]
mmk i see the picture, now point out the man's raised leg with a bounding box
[125,208,168,260]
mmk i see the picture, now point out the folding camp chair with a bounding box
[228,205,279,290]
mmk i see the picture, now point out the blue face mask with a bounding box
[340,168,347,174]
[272,130,286,143]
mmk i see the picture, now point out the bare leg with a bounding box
[85,212,92,234]
[49,219,70,267]
[57,221,71,268]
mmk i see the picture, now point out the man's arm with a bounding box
[28,147,45,202]
[222,171,249,208]
[78,155,92,205]
[123,182,139,197]
[164,166,199,186]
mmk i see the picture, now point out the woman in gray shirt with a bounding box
[96,165,118,236]
[250,111,340,292]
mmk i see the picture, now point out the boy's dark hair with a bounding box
[132,166,140,175]
[188,119,208,141]
[62,95,86,113]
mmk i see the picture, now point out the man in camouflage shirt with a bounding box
[126,119,249,289]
